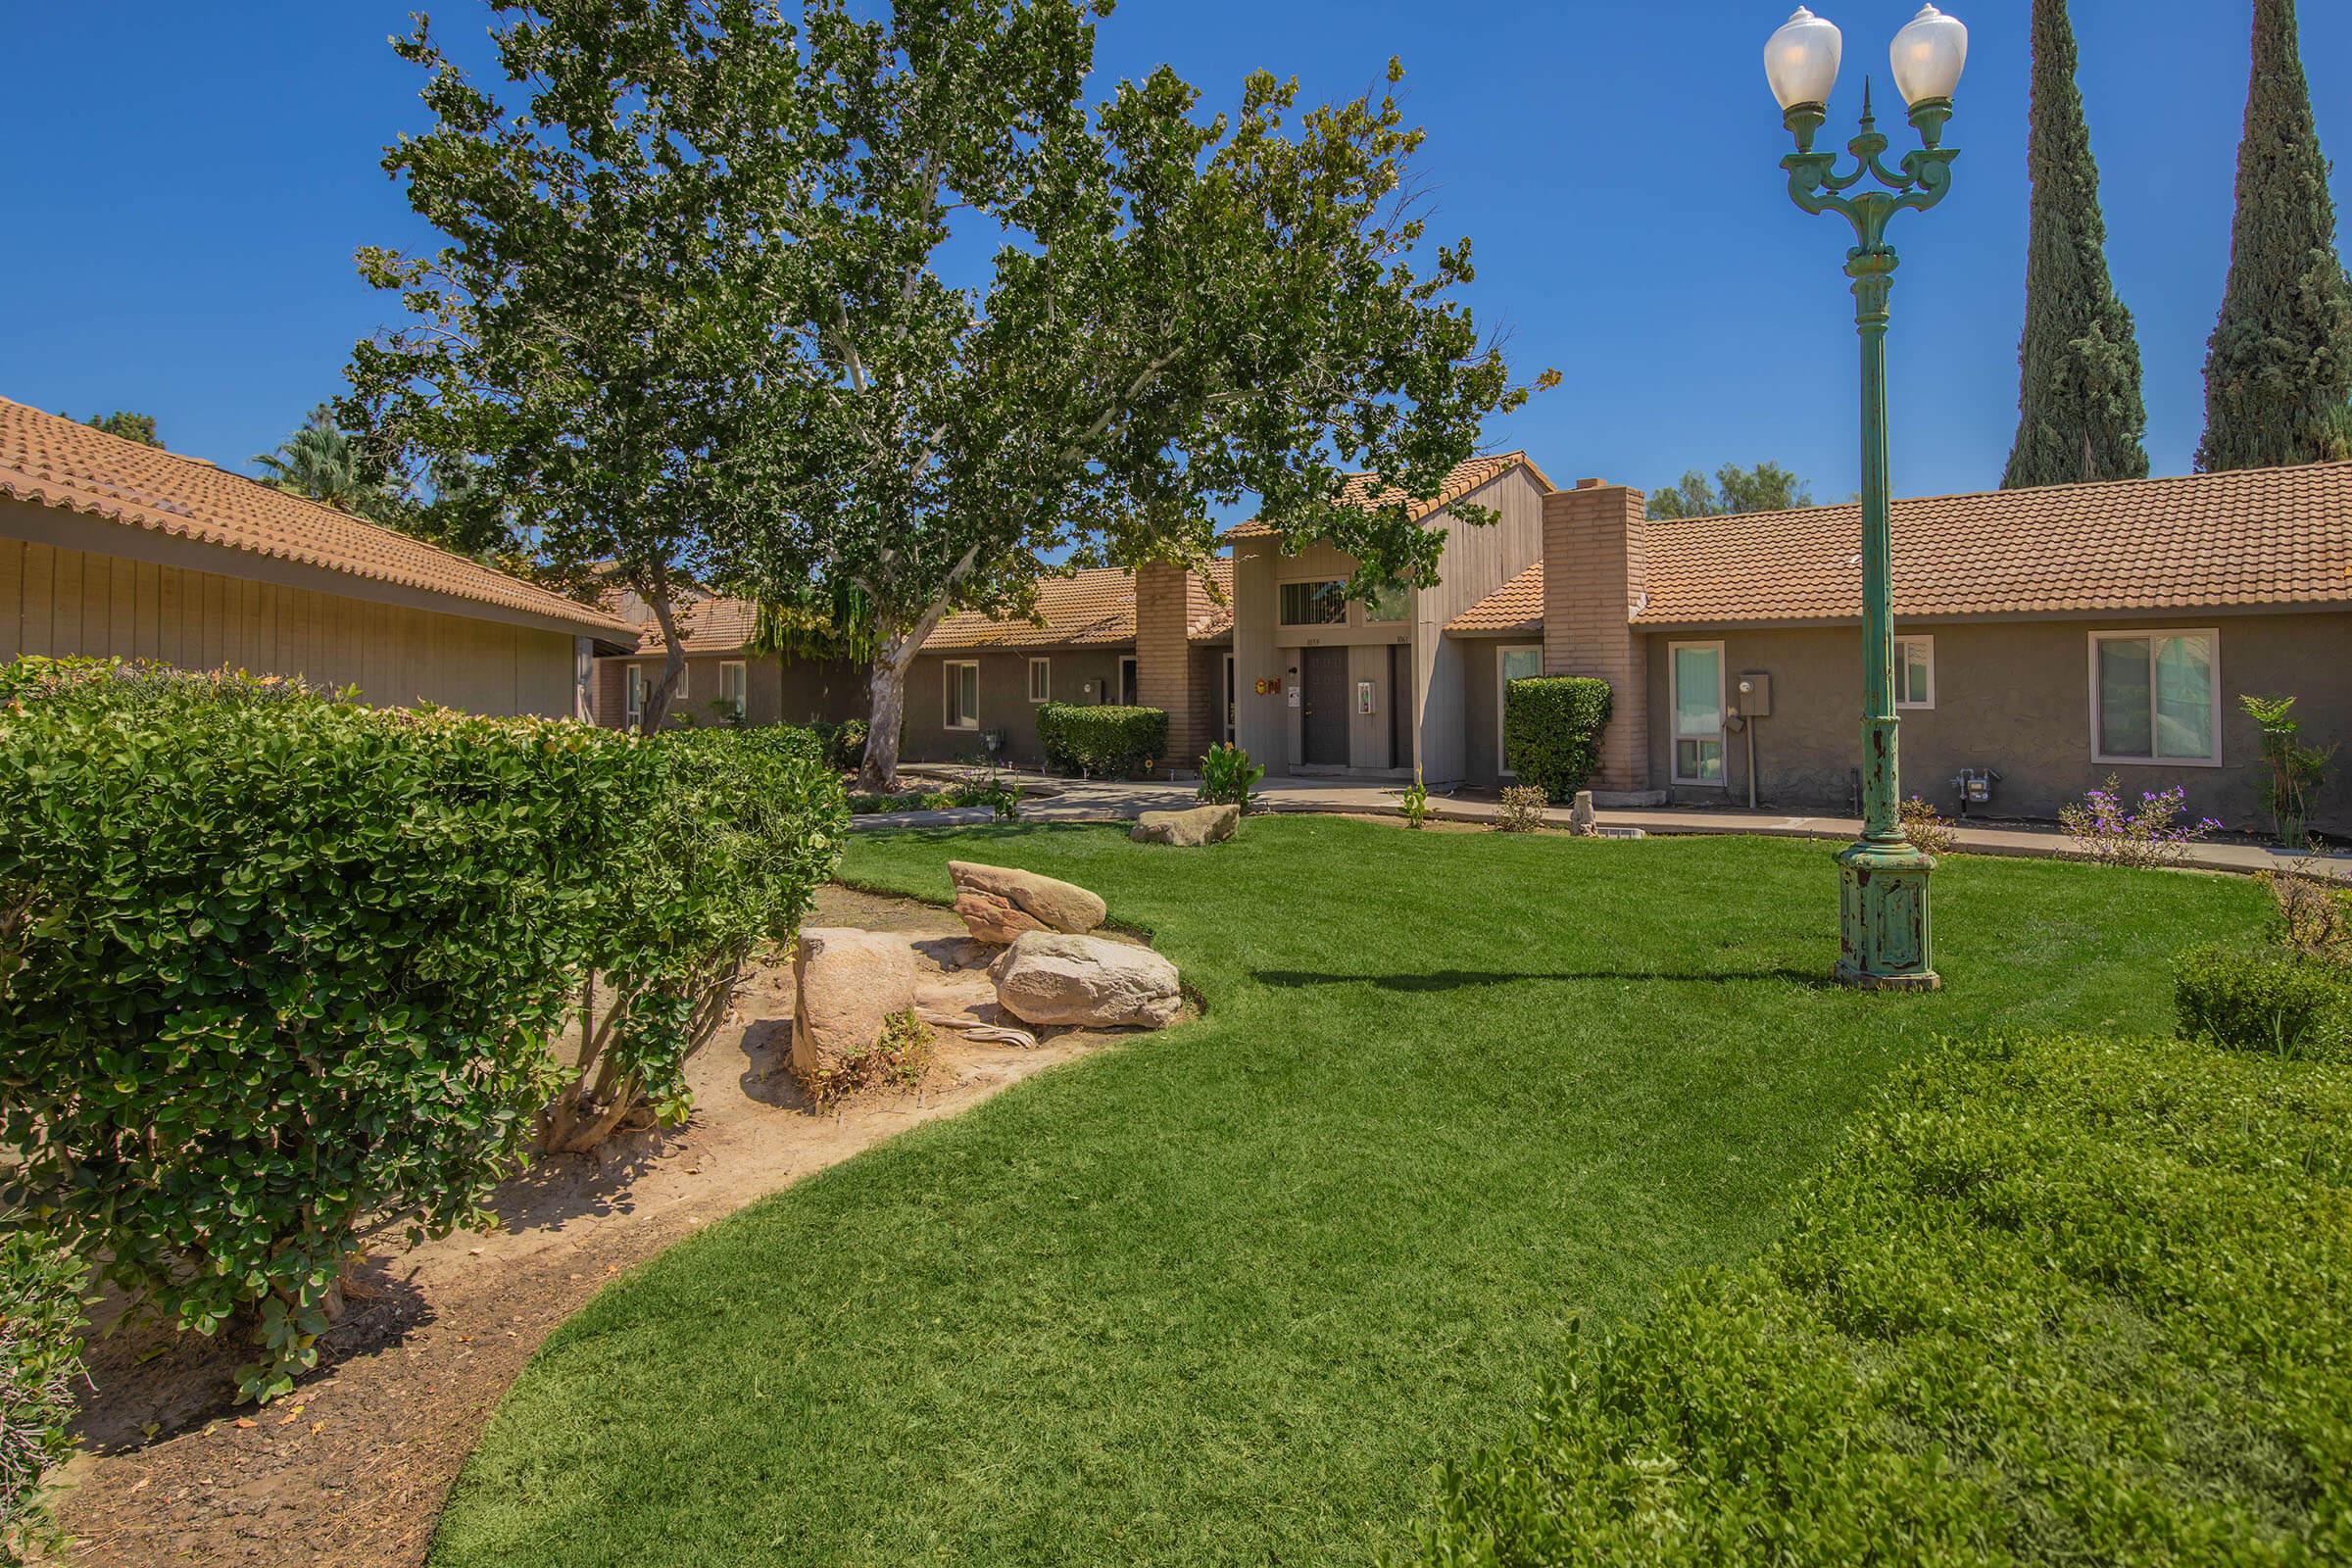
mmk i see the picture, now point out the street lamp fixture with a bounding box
[1764,4,1965,992]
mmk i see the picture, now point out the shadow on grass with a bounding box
[1251,966,1837,993]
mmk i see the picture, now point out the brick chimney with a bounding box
[1542,480,1649,792]
[1134,562,1209,767]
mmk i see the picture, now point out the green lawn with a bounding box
[428,820,2266,1568]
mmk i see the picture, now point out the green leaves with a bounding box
[1034,703,1168,778]
[1500,676,1612,803]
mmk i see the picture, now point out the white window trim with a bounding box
[1027,657,1051,704]
[1118,655,1139,706]
[1495,643,1543,776]
[944,660,980,731]
[1893,634,1936,710]
[1278,578,1348,628]
[1670,640,1728,787]
[1222,653,1237,741]
[719,659,748,719]
[2087,628,2224,767]
[624,665,645,729]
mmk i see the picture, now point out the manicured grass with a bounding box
[429,820,2266,1568]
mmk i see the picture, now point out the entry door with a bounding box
[1301,647,1349,765]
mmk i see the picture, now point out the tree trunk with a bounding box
[640,584,690,733]
[857,632,921,794]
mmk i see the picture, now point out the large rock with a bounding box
[1129,804,1238,848]
[791,928,917,1077]
[991,932,1183,1030]
[948,861,1106,944]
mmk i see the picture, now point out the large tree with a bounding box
[346,1,818,733]
[2197,0,2352,472]
[1647,461,1813,519]
[701,2,1529,790]
[83,411,162,447]
[2001,0,2148,490]
[253,406,410,520]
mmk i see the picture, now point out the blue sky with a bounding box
[6,1,2350,509]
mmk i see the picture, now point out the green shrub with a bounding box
[1494,784,1546,832]
[1036,703,1167,777]
[0,662,614,1398]
[1400,768,1430,829]
[543,726,846,1152]
[1197,742,1264,810]
[1500,676,1611,802]
[0,1223,84,1564]
[1419,1030,2352,1567]
[2175,942,2352,1060]
[809,717,868,773]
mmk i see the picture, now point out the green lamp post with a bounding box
[1765,4,1967,991]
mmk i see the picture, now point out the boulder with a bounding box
[948,861,1106,943]
[1129,804,1239,848]
[791,928,917,1077]
[991,932,1183,1030]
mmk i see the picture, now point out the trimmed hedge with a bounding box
[1420,1031,2352,1566]
[2176,942,2352,1061]
[1501,676,1611,802]
[1036,702,1168,777]
[1,1224,84,1564]
[0,660,844,1400]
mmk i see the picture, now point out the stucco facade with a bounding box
[596,649,866,732]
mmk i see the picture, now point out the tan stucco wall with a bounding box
[904,648,1130,767]
[596,652,865,731]
[0,531,581,717]
[1640,611,2352,833]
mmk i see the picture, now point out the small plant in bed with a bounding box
[1494,784,1547,832]
[799,1009,933,1109]
[1196,742,1264,810]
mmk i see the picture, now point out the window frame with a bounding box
[1893,634,1936,710]
[1222,653,1237,742]
[1361,579,1412,625]
[719,659,748,719]
[1670,639,1728,787]
[944,659,981,731]
[2086,628,2224,767]
[1278,578,1348,627]
[624,664,645,729]
[1494,642,1544,777]
[1118,655,1140,707]
[1027,657,1051,704]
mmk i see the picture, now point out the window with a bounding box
[1222,654,1237,742]
[1495,644,1544,774]
[1893,635,1935,710]
[719,660,748,720]
[624,665,646,730]
[1027,658,1051,704]
[1362,580,1412,624]
[1279,579,1348,626]
[1119,656,1140,706]
[944,660,980,730]
[2089,630,2221,765]
[1672,641,1726,785]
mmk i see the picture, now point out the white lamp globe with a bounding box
[1764,8,1842,111]
[1889,5,1968,105]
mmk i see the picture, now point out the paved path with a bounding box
[854,767,2352,881]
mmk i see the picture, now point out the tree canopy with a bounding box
[1647,462,1814,519]
[2001,0,2148,490]
[82,411,161,448]
[2197,0,2352,472]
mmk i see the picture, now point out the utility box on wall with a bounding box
[1735,671,1773,717]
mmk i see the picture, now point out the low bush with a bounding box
[1400,768,1430,830]
[1494,785,1547,833]
[845,773,1020,819]
[1899,794,1959,857]
[1197,742,1264,810]
[2060,775,2224,868]
[543,727,846,1152]
[809,717,869,774]
[2262,855,2352,966]
[2175,942,2352,1061]
[1,1223,84,1564]
[798,1008,933,1110]
[1036,702,1167,777]
[1420,1030,2352,1567]
[1500,676,1611,803]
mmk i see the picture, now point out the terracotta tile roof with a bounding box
[1634,465,2352,625]
[1447,562,1545,634]
[921,559,1235,652]
[1225,451,1552,540]
[0,397,635,638]
[624,596,761,656]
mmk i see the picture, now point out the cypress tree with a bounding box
[2196,0,2352,472]
[2002,0,2148,490]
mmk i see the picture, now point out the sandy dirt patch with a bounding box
[48,885,1150,1568]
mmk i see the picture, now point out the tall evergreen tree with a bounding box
[2196,0,2352,472]
[2002,0,2148,489]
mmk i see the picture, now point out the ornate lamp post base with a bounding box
[1834,841,1940,991]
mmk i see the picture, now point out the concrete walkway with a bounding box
[855,766,2352,881]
